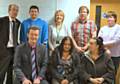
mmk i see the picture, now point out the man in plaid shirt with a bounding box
[71,6,97,52]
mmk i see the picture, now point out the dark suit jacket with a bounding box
[14,43,48,84]
[0,16,20,76]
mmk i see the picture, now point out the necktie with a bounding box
[31,48,37,80]
[12,20,17,46]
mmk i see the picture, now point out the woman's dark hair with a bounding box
[58,36,74,57]
[93,37,105,54]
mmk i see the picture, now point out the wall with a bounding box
[0,0,90,29]
[57,0,90,29]
[90,0,120,27]
[0,0,56,22]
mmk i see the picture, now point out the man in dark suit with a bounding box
[14,26,49,84]
[0,4,21,84]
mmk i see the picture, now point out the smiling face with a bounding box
[8,4,19,19]
[107,16,116,27]
[89,38,98,52]
[63,39,71,52]
[79,7,88,21]
[55,10,64,25]
[29,8,39,19]
[28,28,39,46]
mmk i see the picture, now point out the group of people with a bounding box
[0,3,120,84]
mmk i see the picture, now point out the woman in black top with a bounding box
[80,37,115,84]
[50,36,80,84]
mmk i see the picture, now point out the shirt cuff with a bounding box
[37,76,43,80]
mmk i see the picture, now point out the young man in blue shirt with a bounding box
[20,5,48,45]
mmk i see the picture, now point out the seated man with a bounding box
[14,26,48,84]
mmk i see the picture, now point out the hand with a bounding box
[105,48,111,57]
[61,79,69,84]
[33,78,40,84]
[22,78,32,84]
[81,45,88,51]
[96,78,104,84]
[89,78,101,84]
[76,46,85,52]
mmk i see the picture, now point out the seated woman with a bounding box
[80,37,115,84]
[50,36,80,84]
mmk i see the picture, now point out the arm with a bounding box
[17,24,21,44]
[98,26,120,48]
[14,46,26,82]
[79,57,92,82]
[71,23,84,52]
[38,46,48,78]
[91,21,97,38]
[48,26,54,51]
[102,58,115,83]
[50,50,64,82]
[20,22,26,43]
[41,22,48,44]
[103,30,120,47]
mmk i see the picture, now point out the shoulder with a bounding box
[52,47,59,54]
[16,18,21,24]
[100,25,108,31]
[115,24,120,29]
[101,52,111,62]
[0,16,9,21]
[49,24,55,29]
[37,18,48,24]
[87,19,96,25]
[37,44,47,51]
[16,43,26,49]
[72,20,79,25]
[15,43,26,53]
[22,18,31,24]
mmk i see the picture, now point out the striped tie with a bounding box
[31,48,37,80]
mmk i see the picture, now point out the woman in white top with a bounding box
[98,11,120,74]
[49,10,71,54]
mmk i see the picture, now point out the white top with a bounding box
[49,23,72,49]
[98,24,120,57]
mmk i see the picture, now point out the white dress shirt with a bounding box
[7,17,15,48]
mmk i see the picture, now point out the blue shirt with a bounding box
[20,18,48,45]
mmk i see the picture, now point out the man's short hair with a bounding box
[29,5,39,12]
[78,6,89,14]
[8,4,19,12]
[27,26,40,34]
[107,11,117,23]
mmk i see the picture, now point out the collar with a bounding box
[30,18,38,21]
[79,19,87,24]
[9,16,16,22]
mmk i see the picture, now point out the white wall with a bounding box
[0,0,90,27]
[0,0,56,22]
[57,0,90,29]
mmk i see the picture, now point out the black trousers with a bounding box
[6,47,14,84]
[111,56,120,74]
[0,56,10,84]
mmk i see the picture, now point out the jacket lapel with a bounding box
[26,43,32,66]
[36,46,40,68]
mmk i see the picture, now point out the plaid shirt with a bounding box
[71,19,97,47]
